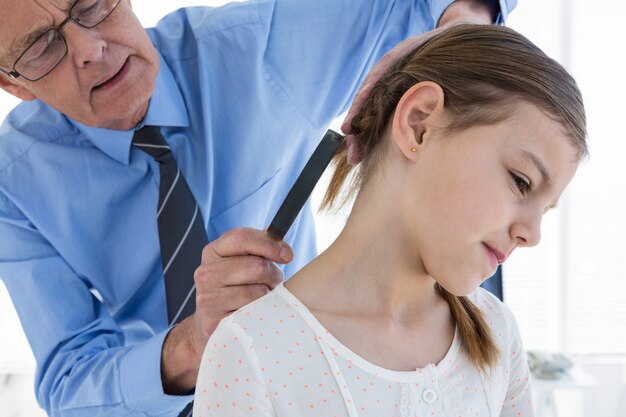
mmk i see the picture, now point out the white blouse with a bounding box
[194,283,534,417]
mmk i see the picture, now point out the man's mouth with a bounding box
[93,58,130,91]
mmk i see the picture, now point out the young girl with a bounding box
[194,24,587,417]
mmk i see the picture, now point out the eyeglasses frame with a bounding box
[0,0,121,82]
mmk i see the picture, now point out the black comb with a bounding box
[268,129,343,239]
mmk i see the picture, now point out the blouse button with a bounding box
[422,388,438,404]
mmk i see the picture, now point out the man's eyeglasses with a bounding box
[0,0,122,82]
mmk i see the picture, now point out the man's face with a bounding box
[0,0,159,130]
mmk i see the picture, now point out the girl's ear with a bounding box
[0,74,37,101]
[390,81,445,160]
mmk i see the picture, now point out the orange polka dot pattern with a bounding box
[194,284,534,417]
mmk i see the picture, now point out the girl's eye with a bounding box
[510,171,531,195]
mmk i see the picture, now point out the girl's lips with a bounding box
[483,243,499,270]
[483,243,507,269]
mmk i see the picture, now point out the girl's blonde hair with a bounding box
[323,24,587,371]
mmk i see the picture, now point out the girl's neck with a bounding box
[285,183,456,371]
[286,187,442,322]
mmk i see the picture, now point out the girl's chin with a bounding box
[436,279,482,297]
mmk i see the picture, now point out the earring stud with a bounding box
[410,147,417,152]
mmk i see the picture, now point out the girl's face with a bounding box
[407,101,580,296]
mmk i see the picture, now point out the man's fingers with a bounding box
[223,284,272,312]
[195,254,284,288]
[341,55,392,135]
[195,284,272,324]
[341,81,372,135]
[345,135,362,166]
[342,32,434,138]
[202,227,293,264]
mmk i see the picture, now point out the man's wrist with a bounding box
[161,318,202,395]
[438,0,497,28]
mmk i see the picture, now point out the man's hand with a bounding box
[438,0,495,28]
[340,32,438,164]
[341,0,495,164]
[160,227,293,394]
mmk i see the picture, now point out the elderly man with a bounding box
[0,0,513,415]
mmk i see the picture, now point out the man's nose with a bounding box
[64,23,106,68]
[509,211,542,248]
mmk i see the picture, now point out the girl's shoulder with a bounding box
[209,283,329,385]
[466,288,531,405]
[467,287,520,345]
[218,282,314,340]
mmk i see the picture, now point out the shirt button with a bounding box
[422,388,438,404]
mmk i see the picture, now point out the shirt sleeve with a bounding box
[194,319,276,417]
[262,0,455,129]
[0,194,192,417]
[500,305,535,417]
[261,0,518,129]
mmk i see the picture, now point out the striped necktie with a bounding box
[132,126,208,325]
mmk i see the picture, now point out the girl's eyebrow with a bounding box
[520,149,553,189]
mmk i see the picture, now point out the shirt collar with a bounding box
[70,52,190,165]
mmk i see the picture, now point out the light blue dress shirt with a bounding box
[0,0,515,416]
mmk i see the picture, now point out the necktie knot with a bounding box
[132,126,171,161]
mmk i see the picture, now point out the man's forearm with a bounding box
[438,0,498,27]
[161,317,203,394]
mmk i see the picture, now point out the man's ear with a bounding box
[0,74,37,101]
[390,81,445,160]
